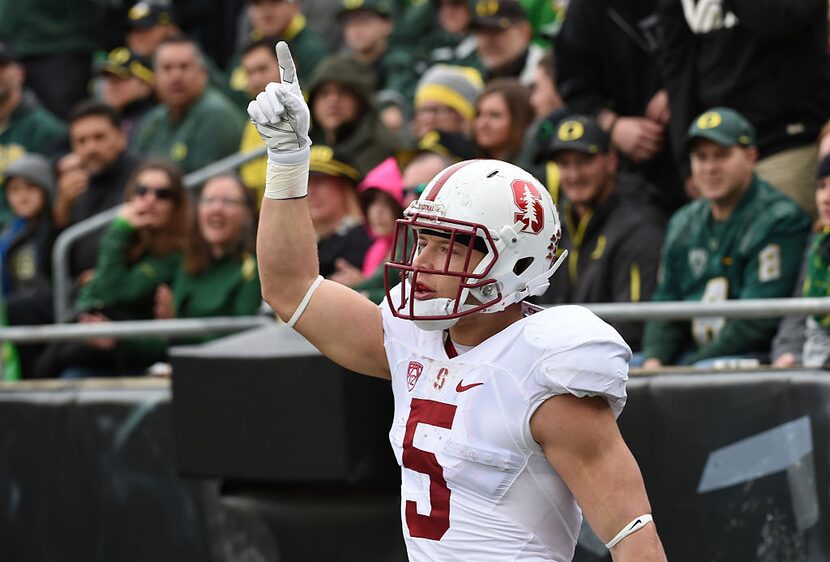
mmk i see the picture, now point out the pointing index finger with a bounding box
[275,41,297,86]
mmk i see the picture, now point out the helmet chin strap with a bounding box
[408,250,569,331]
[477,249,569,314]
[411,297,476,331]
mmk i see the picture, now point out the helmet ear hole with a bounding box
[513,257,534,276]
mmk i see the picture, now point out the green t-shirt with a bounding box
[642,175,812,364]
[134,88,245,174]
[173,252,262,320]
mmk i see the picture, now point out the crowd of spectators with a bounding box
[1,0,830,378]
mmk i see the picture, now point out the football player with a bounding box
[248,42,667,562]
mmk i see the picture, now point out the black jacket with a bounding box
[4,214,54,297]
[535,175,665,350]
[658,0,830,162]
[555,0,684,213]
[68,150,141,278]
[318,222,373,280]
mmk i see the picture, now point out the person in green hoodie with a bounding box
[34,160,189,378]
[307,52,400,175]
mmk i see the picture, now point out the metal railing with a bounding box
[51,146,267,323]
[0,316,271,344]
[582,297,830,320]
[4,296,830,345]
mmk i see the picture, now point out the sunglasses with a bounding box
[134,184,175,200]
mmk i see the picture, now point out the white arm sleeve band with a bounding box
[286,275,324,328]
[605,514,654,549]
[265,154,310,200]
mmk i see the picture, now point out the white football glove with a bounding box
[247,41,311,166]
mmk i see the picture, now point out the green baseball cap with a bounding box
[686,107,756,151]
[337,0,392,20]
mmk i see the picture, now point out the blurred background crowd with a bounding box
[1,0,830,378]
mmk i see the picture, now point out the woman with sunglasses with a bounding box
[34,160,189,378]
[153,174,261,330]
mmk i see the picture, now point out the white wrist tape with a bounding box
[286,275,324,328]
[265,153,310,200]
[605,514,653,549]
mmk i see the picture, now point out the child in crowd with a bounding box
[0,153,56,379]
[0,154,55,300]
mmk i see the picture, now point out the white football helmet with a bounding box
[384,159,567,331]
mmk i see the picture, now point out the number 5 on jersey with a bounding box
[403,398,457,540]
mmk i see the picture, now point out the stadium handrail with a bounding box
[4,296,830,344]
[0,316,271,344]
[51,146,268,323]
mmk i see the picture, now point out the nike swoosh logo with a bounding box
[456,381,484,393]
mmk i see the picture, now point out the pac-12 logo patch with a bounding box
[407,361,424,392]
[511,179,545,234]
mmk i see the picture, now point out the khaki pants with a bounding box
[756,144,818,218]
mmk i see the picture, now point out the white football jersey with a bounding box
[380,301,631,562]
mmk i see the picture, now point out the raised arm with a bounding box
[249,42,389,379]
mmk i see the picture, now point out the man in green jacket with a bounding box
[642,108,812,368]
[135,36,244,174]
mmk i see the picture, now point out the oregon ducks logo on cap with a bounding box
[344,0,364,9]
[558,120,585,142]
[109,47,131,64]
[697,111,722,130]
[128,2,150,20]
[311,145,334,163]
[476,0,500,17]
[130,60,155,84]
